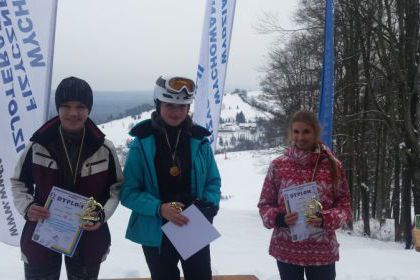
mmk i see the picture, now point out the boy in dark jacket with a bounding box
[11,77,123,280]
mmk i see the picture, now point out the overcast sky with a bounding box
[52,0,298,92]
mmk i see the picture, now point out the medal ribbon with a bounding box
[59,125,85,185]
[164,128,182,176]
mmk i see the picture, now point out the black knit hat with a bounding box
[55,76,93,112]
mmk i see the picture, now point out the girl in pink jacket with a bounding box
[258,110,352,280]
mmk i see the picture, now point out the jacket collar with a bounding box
[285,143,331,167]
[30,116,105,150]
[129,111,211,141]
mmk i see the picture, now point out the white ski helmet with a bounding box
[153,75,196,105]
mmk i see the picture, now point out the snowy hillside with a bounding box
[218,91,272,122]
[245,90,283,116]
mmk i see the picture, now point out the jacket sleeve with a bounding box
[202,142,221,206]
[321,163,352,231]
[120,139,161,217]
[10,144,35,217]
[258,162,281,229]
[102,140,124,222]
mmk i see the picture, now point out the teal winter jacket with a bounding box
[120,119,221,247]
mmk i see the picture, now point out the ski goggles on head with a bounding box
[156,76,196,96]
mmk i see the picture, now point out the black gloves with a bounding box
[276,213,288,228]
[194,199,219,223]
[173,193,195,206]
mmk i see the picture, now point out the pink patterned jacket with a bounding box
[258,145,352,266]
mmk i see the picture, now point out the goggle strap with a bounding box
[167,87,193,96]
[162,93,175,100]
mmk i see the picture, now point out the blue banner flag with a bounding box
[318,0,334,149]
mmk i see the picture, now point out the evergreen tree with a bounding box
[235,111,246,123]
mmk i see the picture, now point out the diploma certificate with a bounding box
[282,182,324,242]
[32,186,88,256]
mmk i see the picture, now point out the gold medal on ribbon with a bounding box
[169,165,180,177]
[164,129,182,177]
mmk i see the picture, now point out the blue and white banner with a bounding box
[0,0,57,246]
[318,0,334,149]
[193,0,236,151]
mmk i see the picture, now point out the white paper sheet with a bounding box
[161,204,221,260]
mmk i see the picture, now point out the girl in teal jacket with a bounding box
[120,75,221,280]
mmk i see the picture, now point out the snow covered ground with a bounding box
[1,149,419,279]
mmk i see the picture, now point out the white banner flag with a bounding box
[0,0,57,246]
[193,0,236,151]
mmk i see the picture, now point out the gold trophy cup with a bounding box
[80,197,104,226]
[305,196,323,220]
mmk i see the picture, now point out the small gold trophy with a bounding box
[305,196,323,220]
[169,201,183,212]
[414,214,420,252]
[80,197,104,226]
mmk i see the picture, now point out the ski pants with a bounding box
[23,249,101,280]
[142,234,212,280]
[277,260,336,280]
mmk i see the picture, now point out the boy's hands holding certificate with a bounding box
[82,222,102,231]
[32,187,92,256]
[26,204,50,222]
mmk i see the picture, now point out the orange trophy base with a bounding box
[414,228,420,252]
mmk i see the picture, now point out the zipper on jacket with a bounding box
[86,159,107,167]
[35,152,53,159]
[85,159,107,175]
[35,152,55,169]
